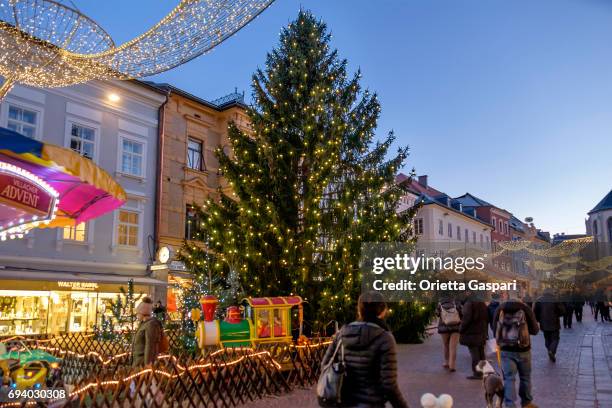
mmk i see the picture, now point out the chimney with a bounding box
[418,175,428,188]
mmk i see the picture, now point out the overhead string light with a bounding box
[0,0,275,100]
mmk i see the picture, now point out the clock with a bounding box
[157,246,171,264]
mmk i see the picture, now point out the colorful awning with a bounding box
[0,127,126,231]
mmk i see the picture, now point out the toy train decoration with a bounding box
[193,295,304,348]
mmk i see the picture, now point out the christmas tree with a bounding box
[179,11,420,330]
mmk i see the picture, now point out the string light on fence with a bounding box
[0,0,275,100]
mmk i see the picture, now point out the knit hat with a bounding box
[136,300,153,316]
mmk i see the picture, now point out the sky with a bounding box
[79,0,612,235]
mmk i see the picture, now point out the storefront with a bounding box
[0,274,164,336]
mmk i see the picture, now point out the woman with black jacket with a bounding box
[321,291,409,408]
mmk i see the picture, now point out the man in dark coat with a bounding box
[572,292,585,323]
[321,291,408,408]
[459,294,489,379]
[493,298,539,408]
[534,288,565,362]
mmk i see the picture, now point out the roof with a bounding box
[143,81,248,111]
[396,173,443,197]
[244,296,303,307]
[509,216,525,232]
[588,189,612,214]
[396,175,490,228]
[454,193,492,208]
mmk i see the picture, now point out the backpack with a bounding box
[317,337,346,407]
[439,302,461,326]
[496,309,530,348]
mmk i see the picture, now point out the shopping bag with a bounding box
[485,338,498,355]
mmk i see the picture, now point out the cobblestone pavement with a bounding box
[242,313,611,408]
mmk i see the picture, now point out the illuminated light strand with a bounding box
[0,0,275,99]
[0,161,59,241]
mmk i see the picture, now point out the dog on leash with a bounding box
[475,360,504,408]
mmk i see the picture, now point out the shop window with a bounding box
[187,138,204,170]
[70,123,96,160]
[120,137,144,177]
[117,210,139,247]
[63,222,87,242]
[7,104,38,139]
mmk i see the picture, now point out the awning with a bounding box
[0,268,167,286]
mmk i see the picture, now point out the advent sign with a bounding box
[0,170,54,216]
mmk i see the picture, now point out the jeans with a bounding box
[468,345,485,375]
[543,330,560,355]
[440,332,459,369]
[501,350,533,408]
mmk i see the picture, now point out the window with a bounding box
[480,234,484,246]
[491,217,496,230]
[187,138,203,170]
[415,218,424,235]
[63,222,86,241]
[473,231,476,244]
[117,210,139,247]
[438,220,443,235]
[7,105,38,139]
[457,226,461,240]
[499,220,503,233]
[121,138,144,177]
[448,223,452,238]
[465,229,469,242]
[185,205,201,240]
[70,123,95,159]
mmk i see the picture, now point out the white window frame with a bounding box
[55,220,95,252]
[438,219,444,235]
[414,218,424,235]
[0,100,44,140]
[117,133,147,180]
[64,118,100,162]
[112,197,145,253]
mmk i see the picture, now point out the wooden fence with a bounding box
[0,332,330,407]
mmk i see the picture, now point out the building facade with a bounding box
[397,174,493,253]
[0,80,166,335]
[150,84,248,309]
[586,189,612,244]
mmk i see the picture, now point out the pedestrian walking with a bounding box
[319,291,408,408]
[459,293,489,380]
[493,297,539,408]
[132,296,163,367]
[572,292,585,323]
[436,296,462,372]
[563,294,574,329]
[534,288,565,362]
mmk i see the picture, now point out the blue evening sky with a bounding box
[79,0,612,235]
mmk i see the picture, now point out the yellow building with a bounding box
[150,84,249,309]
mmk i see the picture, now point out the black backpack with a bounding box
[496,309,530,348]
